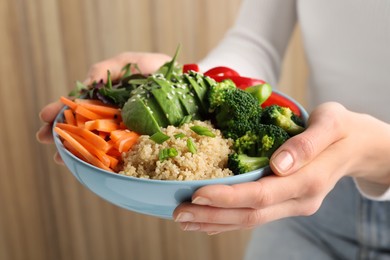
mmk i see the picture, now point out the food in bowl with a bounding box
[54,49,306,182]
[120,120,233,180]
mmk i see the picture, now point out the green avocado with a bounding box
[183,73,209,115]
[150,77,185,125]
[121,72,214,135]
[121,96,162,135]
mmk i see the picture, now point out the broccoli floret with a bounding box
[210,87,263,139]
[233,124,289,158]
[207,79,237,111]
[260,105,305,136]
[228,153,269,175]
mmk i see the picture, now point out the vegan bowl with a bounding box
[52,52,308,219]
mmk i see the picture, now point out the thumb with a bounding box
[269,102,347,176]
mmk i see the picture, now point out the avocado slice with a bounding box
[183,73,208,115]
[150,77,184,126]
[121,96,162,135]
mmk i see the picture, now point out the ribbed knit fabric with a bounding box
[199,0,390,200]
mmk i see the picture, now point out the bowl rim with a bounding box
[53,90,309,185]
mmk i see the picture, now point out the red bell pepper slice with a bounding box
[182,63,199,73]
[204,66,240,77]
[261,92,301,116]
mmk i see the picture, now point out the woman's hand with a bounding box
[36,52,171,164]
[173,102,390,234]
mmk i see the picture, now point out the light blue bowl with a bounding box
[53,90,308,219]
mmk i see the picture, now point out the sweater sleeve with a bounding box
[198,0,298,86]
[354,178,390,201]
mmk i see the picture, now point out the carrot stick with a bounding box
[60,96,78,110]
[78,103,121,118]
[75,113,88,127]
[75,105,103,120]
[69,132,111,167]
[55,123,110,152]
[85,119,119,132]
[63,140,85,160]
[115,131,140,153]
[54,127,112,172]
[107,154,119,169]
[63,109,76,126]
[110,129,128,143]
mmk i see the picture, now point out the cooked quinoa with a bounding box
[119,120,234,180]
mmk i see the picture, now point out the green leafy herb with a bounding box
[69,81,88,97]
[121,63,141,79]
[174,133,186,139]
[150,132,170,144]
[186,138,197,154]
[159,148,178,161]
[178,115,192,126]
[190,125,216,137]
[156,44,182,81]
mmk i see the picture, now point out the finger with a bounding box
[190,175,303,209]
[270,102,348,176]
[39,101,63,123]
[86,59,126,84]
[85,52,171,84]
[36,124,54,144]
[191,140,345,210]
[174,199,310,232]
[54,152,64,165]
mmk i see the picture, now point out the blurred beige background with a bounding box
[0,0,307,259]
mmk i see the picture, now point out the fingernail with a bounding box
[181,223,200,231]
[175,212,194,222]
[272,151,293,174]
[192,196,211,206]
[207,231,221,236]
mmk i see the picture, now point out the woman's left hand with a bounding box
[173,102,390,234]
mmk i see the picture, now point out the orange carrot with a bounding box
[115,131,140,153]
[85,119,119,132]
[56,96,140,172]
[75,105,103,120]
[107,154,119,169]
[54,127,112,172]
[56,123,110,152]
[78,102,121,118]
[68,132,111,167]
[60,96,78,110]
[63,140,85,160]
[63,109,76,126]
[75,113,88,127]
[110,129,128,143]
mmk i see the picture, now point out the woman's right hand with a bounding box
[36,52,171,164]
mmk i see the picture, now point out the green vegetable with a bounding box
[186,138,197,154]
[156,45,182,81]
[68,64,146,107]
[159,148,178,161]
[190,125,216,137]
[121,61,215,135]
[209,85,263,139]
[260,105,305,136]
[174,133,186,139]
[227,153,269,175]
[207,79,236,111]
[244,83,272,105]
[150,132,170,144]
[233,124,289,158]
